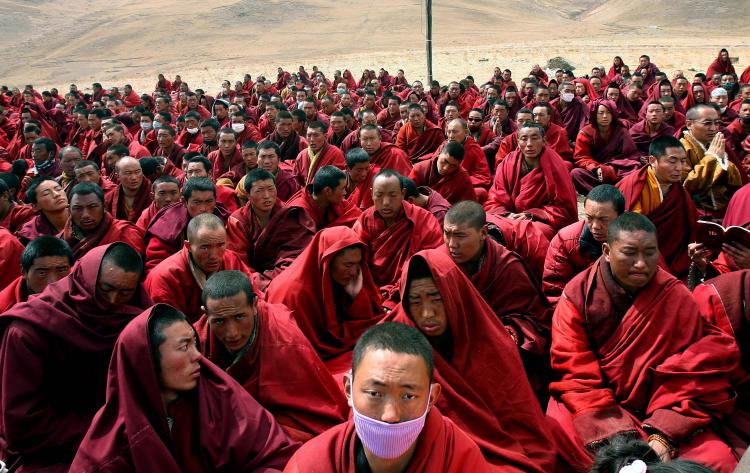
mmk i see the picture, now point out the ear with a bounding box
[428,382,441,409]
[603,242,611,262]
[648,155,657,166]
[480,224,489,241]
[183,240,191,251]
[343,372,353,408]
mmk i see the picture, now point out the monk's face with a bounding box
[407,277,448,337]
[661,102,675,120]
[219,132,237,156]
[492,104,508,123]
[534,88,550,104]
[241,147,258,170]
[408,109,426,129]
[358,128,381,156]
[306,126,326,153]
[436,153,461,176]
[152,182,180,209]
[595,105,612,128]
[467,111,483,132]
[303,102,316,120]
[590,78,601,92]
[583,200,619,243]
[258,148,280,173]
[443,220,486,266]
[330,116,346,135]
[346,348,437,428]
[340,94,353,108]
[645,104,665,127]
[604,230,659,292]
[215,104,228,120]
[187,226,226,275]
[157,321,201,400]
[372,175,404,223]
[118,160,143,193]
[276,118,292,139]
[186,162,209,179]
[31,143,52,166]
[248,178,277,214]
[184,190,216,218]
[739,104,750,120]
[443,106,458,122]
[205,292,258,353]
[24,255,71,295]
[77,113,89,129]
[60,149,81,176]
[70,192,104,232]
[687,107,721,144]
[606,87,620,102]
[200,126,217,146]
[447,83,461,99]
[388,99,400,115]
[446,120,466,142]
[104,128,125,145]
[740,86,750,101]
[650,146,687,185]
[532,106,550,128]
[96,261,140,306]
[330,246,362,288]
[515,112,532,129]
[517,126,545,159]
[711,93,728,108]
[157,129,174,149]
[721,50,729,61]
[639,56,649,68]
[75,165,100,184]
[674,79,688,95]
[34,180,68,213]
[361,112,377,127]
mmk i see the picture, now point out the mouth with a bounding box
[421,323,441,335]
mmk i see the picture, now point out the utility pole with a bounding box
[425,0,433,83]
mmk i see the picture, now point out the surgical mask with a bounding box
[720,106,727,114]
[723,84,734,91]
[232,123,246,133]
[186,127,199,134]
[561,92,575,103]
[140,121,152,130]
[152,121,162,129]
[337,87,346,95]
[350,377,431,459]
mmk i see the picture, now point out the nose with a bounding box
[348,265,359,278]
[446,236,458,249]
[189,346,201,362]
[632,256,648,270]
[420,302,436,320]
[105,291,120,305]
[380,399,400,423]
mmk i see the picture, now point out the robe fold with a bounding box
[61,212,145,260]
[366,142,413,175]
[430,137,491,189]
[409,156,477,204]
[286,186,362,231]
[104,179,153,224]
[395,121,445,162]
[629,120,677,155]
[542,220,600,307]
[293,143,346,186]
[0,228,23,290]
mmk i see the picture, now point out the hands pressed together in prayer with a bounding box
[506,212,532,220]
[707,132,726,162]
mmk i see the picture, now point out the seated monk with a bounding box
[547,213,740,473]
[617,136,696,279]
[442,201,552,405]
[572,99,641,194]
[343,147,378,210]
[284,322,491,472]
[629,101,677,157]
[286,165,362,231]
[0,243,151,472]
[70,304,297,471]
[0,179,36,233]
[16,177,70,244]
[543,184,624,306]
[227,169,315,291]
[144,177,230,273]
[530,103,573,165]
[265,226,384,365]
[436,118,492,200]
[264,110,308,164]
[376,94,402,134]
[396,103,446,162]
[73,159,116,196]
[0,236,72,312]
[485,122,578,240]
[105,157,153,224]
[681,103,743,219]
[155,125,187,169]
[62,182,145,259]
[247,141,300,203]
[196,271,348,442]
[402,176,452,225]
[207,128,243,185]
[103,123,150,158]
[386,250,556,471]
[409,141,477,204]
[185,156,239,212]
[145,213,253,323]
[354,170,443,301]
[136,175,181,231]
[0,227,22,291]
[358,124,412,175]
[293,121,345,187]
[493,108,534,165]
[693,270,750,459]
[551,81,590,145]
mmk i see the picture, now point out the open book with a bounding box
[695,220,750,253]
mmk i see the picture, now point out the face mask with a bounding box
[140,122,152,130]
[723,84,734,91]
[561,92,575,103]
[204,139,217,146]
[720,106,727,114]
[337,88,346,95]
[35,158,54,171]
[152,121,162,129]
[186,127,199,135]
[350,377,431,460]
[232,123,246,133]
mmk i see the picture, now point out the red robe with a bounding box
[429,137,491,189]
[548,260,740,473]
[0,276,27,313]
[292,143,346,186]
[0,227,23,290]
[265,227,384,361]
[0,202,37,234]
[542,220,599,307]
[694,270,750,457]
[353,202,442,298]
[226,200,316,291]
[208,148,243,183]
[375,109,401,133]
[387,250,556,472]
[194,300,348,443]
[60,213,145,260]
[395,121,446,162]
[286,186,362,231]
[69,305,298,472]
[284,410,491,472]
[16,212,61,245]
[486,213,550,281]
[409,156,477,204]
[263,131,308,163]
[144,247,253,323]
[629,119,677,155]
[104,179,153,224]
[366,142,412,175]
[0,245,152,472]
[723,183,750,227]
[485,147,578,240]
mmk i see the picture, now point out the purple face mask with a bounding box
[350,376,431,460]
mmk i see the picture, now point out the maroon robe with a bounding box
[16,212,62,245]
[365,142,412,175]
[264,130,308,163]
[395,121,446,162]
[629,119,677,155]
[0,202,37,234]
[208,148,243,183]
[0,228,23,291]
[429,137,491,189]
[551,96,589,143]
[409,155,477,204]
[104,179,153,224]
[723,183,750,227]
[60,212,145,260]
[292,143,346,186]
[286,186,362,231]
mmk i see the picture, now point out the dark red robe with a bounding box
[16,212,62,245]
[0,276,27,313]
[542,220,599,307]
[409,155,477,204]
[0,202,37,234]
[208,148,243,183]
[69,305,298,472]
[263,130,308,163]
[629,119,677,155]
[485,213,550,280]
[60,212,145,260]
[286,186,362,231]
[429,137,491,189]
[395,121,446,162]
[365,142,413,175]
[723,183,750,227]
[292,143,346,186]
[104,179,153,224]
[0,227,23,290]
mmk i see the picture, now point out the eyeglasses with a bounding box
[467,117,483,122]
[694,120,723,128]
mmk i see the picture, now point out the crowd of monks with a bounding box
[2,49,750,472]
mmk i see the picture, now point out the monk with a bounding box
[396,103,445,162]
[572,99,641,194]
[227,168,315,291]
[439,118,492,197]
[185,156,239,212]
[342,147,377,211]
[16,177,69,244]
[409,141,477,204]
[284,322,490,472]
[62,182,144,259]
[145,213,252,323]
[0,227,22,292]
[264,111,308,163]
[358,124,412,175]
[104,156,153,223]
[73,159,116,195]
[0,243,150,472]
[0,179,36,233]
[376,95,402,134]
[293,121,345,186]
[551,81,589,144]
[0,236,72,312]
[681,103,743,218]
[387,250,556,471]
[354,170,442,300]
[196,270,348,442]
[246,140,299,203]
[265,226,384,365]
[532,103,573,163]
[547,212,740,473]
[70,304,297,471]
[485,122,578,240]
[402,176,452,225]
[617,136,696,279]
[629,101,676,156]
[103,123,150,158]
[144,177,230,272]
[286,165,362,231]
[56,146,82,192]
[155,125,187,169]
[493,108,534,164]
[693,270,750,458]
[135,175,181,231]
[207,128,243,184]
[543,184,625,306]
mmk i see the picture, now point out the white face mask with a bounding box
[231,123,246,133]
[561,92,575,103]
[140,122,152,130]
[720,106,727,114]
[186,127,199,134]
[337,87,346,95]
[152,121,162,129]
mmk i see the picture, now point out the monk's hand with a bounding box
[648,439,672,462]
[21,175,32,189]
[723,242,750,269]
[595,168,604,181]
[508,212,531,220]
[708,132,726,159]
[688,242,710,273]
